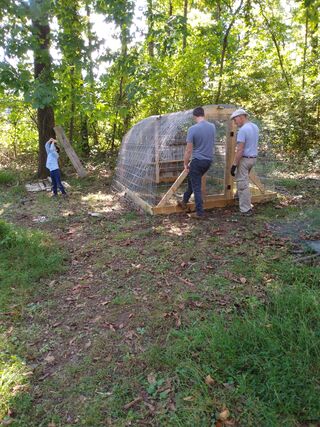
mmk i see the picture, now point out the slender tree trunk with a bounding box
[32,8,55,178]
[302,11,309,91]
[13,122,18,159]
[111,120,118,152]
[182,0,188,51]
[310,2,318,58]
[215,0,243,103]
[147,0,154,57]
[117,24,130,143]
[259,4,290,88]
[85,2,99,150]
[80,115,90,155]
[69,66,75,144]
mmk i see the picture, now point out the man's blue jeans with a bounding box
[183,158,211,215]
[50,169,66,195]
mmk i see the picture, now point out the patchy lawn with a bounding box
[0,167,319,427]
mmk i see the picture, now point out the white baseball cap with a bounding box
[230,109,248,119]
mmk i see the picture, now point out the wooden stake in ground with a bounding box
[54,126,87,178]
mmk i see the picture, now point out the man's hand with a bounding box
[231,165,237,177]
[184,163,190,172]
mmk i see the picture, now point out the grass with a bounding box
[0,169,319,426]
[147,265,320,426]
[0,220,65,421]
[0,220,65,311]
[0,169,17,185]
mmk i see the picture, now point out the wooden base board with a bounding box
[152,192,277,215]
[113,180,154,215]
[114,180,276,215]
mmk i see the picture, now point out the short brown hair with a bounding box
[193,107,205,117]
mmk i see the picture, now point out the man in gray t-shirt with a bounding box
[178,106,216,218]
[230,109,259,215]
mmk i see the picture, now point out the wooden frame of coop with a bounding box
[118,105,276,215]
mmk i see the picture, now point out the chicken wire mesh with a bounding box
[114,106,275,207]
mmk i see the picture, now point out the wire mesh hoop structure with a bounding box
[114,104,276,215]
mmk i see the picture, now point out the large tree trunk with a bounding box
[32,2,55,178]
[37,107,55,177]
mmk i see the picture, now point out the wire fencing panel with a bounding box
[114,107,274,206]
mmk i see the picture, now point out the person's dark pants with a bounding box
[50,169,66,195]
[183,159,211,215]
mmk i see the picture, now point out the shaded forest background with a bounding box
[0,0,319,177]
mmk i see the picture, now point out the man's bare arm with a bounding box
[184,142,193,171]
[233,142,244,166]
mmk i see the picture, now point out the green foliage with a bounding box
[0,0,318,158]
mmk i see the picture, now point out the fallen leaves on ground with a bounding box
[205,374,215,386]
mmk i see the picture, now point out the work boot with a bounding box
[189,212,208,220]
[177,200,188,211]
[241,209,253,217]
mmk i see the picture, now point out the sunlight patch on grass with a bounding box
[81,192,115,203]
[0,351,29,420]
[81,191,123,213]
[166,224,188,236]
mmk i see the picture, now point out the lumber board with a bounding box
[249,170,266,193]
[156,169,188,207]
[155,119,160,183]
[54,126,87,178]
[150,159,184,165]
[114,180,154,215]
[224,119,236,200]
[152,192,277,215]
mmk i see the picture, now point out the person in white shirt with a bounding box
[45,138,67,197]
[230,109,259,216]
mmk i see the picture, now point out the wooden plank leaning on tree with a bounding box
[156,169,189,207]
[54,126,87,178]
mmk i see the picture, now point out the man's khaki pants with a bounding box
[235,157,257,213]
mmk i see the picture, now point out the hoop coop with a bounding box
[114,105,276,215]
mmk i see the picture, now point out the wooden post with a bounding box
[156,169,188,207]
[224,119,236,200]
[155,117,160,183]
[54,126,87,178]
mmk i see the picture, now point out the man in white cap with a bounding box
[230,109,259,216]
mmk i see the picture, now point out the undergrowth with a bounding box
[0,169,17,185]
